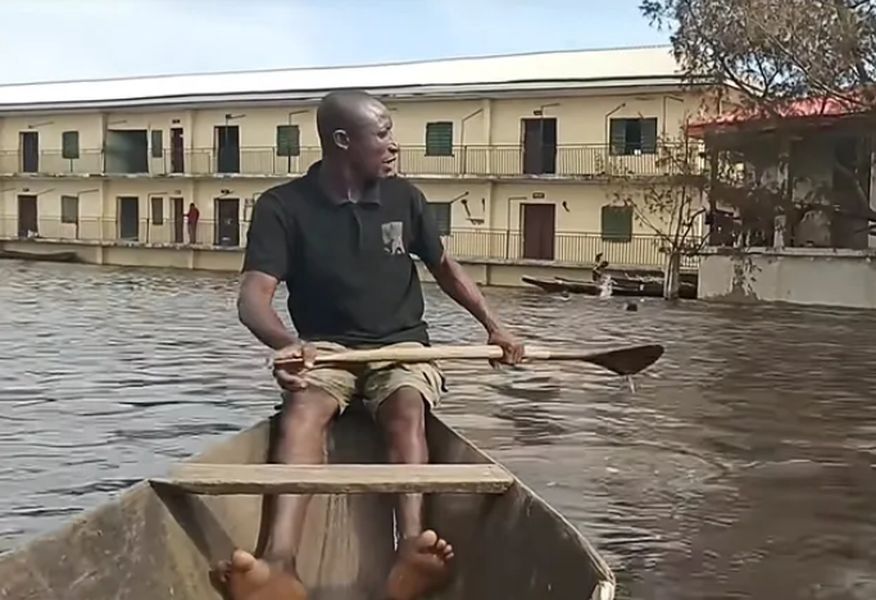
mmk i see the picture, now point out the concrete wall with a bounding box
[1,177,690,269]
[698,248,876,309]
[0,113,105,151]
[0,85,712,271]
[0,88,705,155]
[0,238,608,288]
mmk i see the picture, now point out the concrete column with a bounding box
[869,139,876,248]
[773,138,790,248]
[482,98,492,145]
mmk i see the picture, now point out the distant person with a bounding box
[185,203,199,244]
[212,90,524,600]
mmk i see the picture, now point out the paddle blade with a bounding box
[583,344,664,375]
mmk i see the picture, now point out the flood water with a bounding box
[1,260,875,599]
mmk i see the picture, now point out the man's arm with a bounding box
[427,253,500,333]
[407,186,523,362]
[237,270,297,351]
[427,252,525,363]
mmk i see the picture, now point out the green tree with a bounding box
[640,0,876,110]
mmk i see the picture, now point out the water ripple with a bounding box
[1,260,876,599]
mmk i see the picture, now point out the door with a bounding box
[215,126,240,173]
[522,118,557,175]
[171,128,184,173]
[17,195,37,237]
[214,198,240,246]
[171,197,185,243]
[20,132,39,173]
[521,203,556,260]
[118,196,139,240]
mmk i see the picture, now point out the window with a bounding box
[151,130,163,158]
[425,122,453,156]
[151,196,164,225]
[276,125,301,157]
[105,130,148,173]
[62,131,79,160]
[61,195,78,224]
[601,205,633,242]
[609,118,658,156]
[427,202,452,236]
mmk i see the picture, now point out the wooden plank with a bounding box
[150,463,515,495]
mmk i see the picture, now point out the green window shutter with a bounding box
[62,131,79,159]
[61,195,79,223]
[277,125,300,157]
[641,118,658,154]
[151,196,164,225]
[151,130,163,158]
[601,205,633,242]
[427,202,451,236]
[609,119,626,156]
[425,122,453,156]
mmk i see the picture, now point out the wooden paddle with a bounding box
[273,343,664,377]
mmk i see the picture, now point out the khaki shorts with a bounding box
[285,341,446,417]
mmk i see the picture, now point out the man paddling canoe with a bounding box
[214,90,524,600]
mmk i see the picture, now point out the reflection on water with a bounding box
[1,260,875,599]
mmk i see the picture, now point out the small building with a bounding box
[688,97,876,308]
[0,46,717,283]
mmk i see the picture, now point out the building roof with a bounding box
[687,93,874,137]
[0,45,689,113]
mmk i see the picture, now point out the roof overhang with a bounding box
[0,78,701,116]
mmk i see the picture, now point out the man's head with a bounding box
[316,90,398,181]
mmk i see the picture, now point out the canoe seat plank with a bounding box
[151,463,514,495]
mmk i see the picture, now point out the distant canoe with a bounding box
[0,249,80,263]
[0,405,616,599]
[522,274,697,299]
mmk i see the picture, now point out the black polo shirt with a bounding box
[242,161,445,348]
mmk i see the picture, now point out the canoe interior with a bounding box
[0,402,615,600]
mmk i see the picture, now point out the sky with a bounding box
[0,0,670,85]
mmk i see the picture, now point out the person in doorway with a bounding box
[186,202,200,244]
[212,90,525,600]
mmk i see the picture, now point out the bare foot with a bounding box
[385,530,454,600]
[210,549,307,600]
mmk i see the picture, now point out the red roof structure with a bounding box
[687,93,874,138]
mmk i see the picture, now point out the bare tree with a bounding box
[609,134,709,299]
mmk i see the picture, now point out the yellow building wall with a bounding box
[488,182,626,232]
[105,109,192,138]
[0,88,710,154]
[189,106,313,149]
[413,181,492,228]
[386,99,489,145]
[0,113,104,150]
[1,179,105,239]
[488,91,704,146]
[185,99,490,151]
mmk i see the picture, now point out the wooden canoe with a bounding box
[0,403,615,600]
[0,248,80,263]
[522,274,697,299]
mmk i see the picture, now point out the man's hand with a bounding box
[487,327,525,366]
[271,342,318,392]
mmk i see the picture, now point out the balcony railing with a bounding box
[0,150,104,175]
[0,215,699,270]
[0,143,703,178]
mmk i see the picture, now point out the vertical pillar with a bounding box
[869,137,876,248]
[773,137,790,249]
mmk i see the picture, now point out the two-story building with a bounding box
[0,45,714,284]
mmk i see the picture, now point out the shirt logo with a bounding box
[381,221,405,255]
